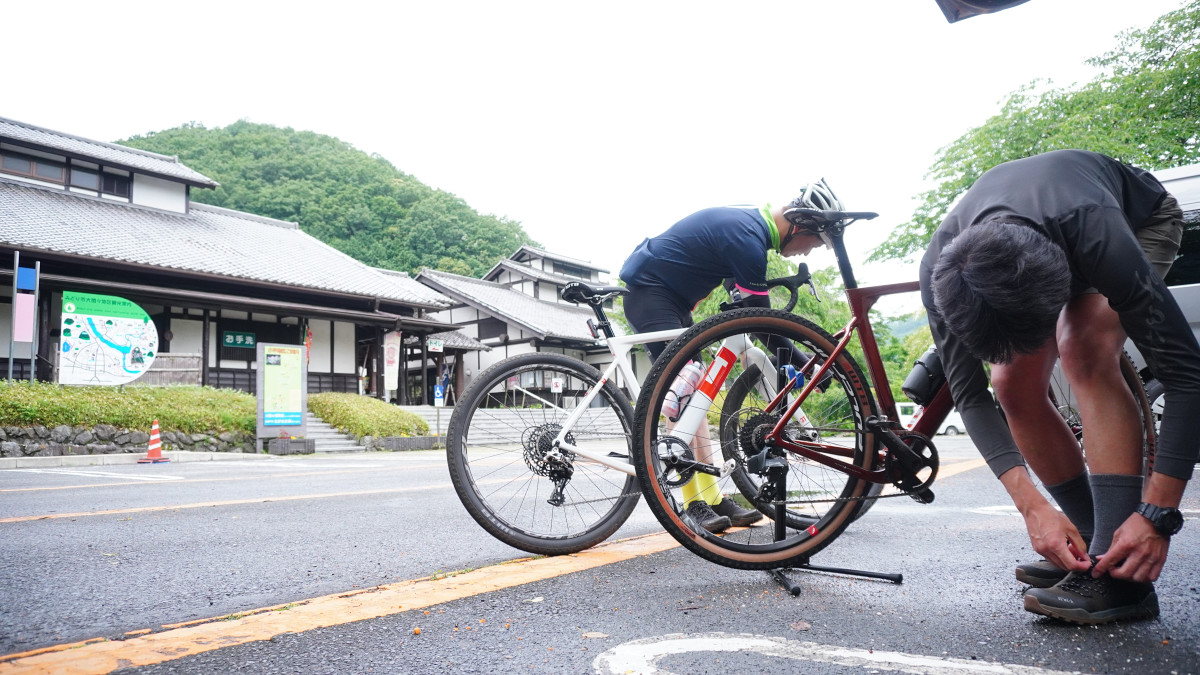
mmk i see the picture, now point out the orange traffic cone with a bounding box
[137,419,169,464]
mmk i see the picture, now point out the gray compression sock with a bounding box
[1044,471,1095,543]
[1088,473,1144,556]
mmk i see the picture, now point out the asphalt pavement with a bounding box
[1,437,1197,674]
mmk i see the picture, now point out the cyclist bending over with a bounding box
[619,181,839,532]
[922,150,1196,625]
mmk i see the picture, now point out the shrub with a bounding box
[0,381,256,433]
[308,392,428,438]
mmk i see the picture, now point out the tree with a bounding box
[871,1,1200,263]
[120,121,537,276]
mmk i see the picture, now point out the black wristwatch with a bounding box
[1136,502,1185,537]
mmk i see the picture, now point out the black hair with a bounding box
[931,219,1071,364]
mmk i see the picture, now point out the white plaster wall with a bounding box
[308,320,331,373]
[170,318,203,358]
[132,174,187,213]
[334,321,355,373]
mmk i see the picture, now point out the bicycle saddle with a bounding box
[560,281,629,305]
[783,208,878,232]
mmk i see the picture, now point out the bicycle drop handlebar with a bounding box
[718,265,816,314]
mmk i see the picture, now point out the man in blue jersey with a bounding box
[619,181,838,532]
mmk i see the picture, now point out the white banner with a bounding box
[383,331,403,392]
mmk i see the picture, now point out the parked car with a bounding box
[897,401,967,436]
[1126,162,1200,431]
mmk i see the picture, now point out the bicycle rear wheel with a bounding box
[632,308,879,570]
[447,352,640,555]
[1048,351,1156,473]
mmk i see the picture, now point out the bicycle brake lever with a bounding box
[806,278,821,303]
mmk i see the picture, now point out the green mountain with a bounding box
[120,121,535,277]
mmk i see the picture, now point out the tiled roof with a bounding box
[511,245,608,273]
[0,117,218,188]
[405,330,491,352]
[0,178,437,306]
[417,268,608,343]
[374,268,454,308]
[482,258,576,286]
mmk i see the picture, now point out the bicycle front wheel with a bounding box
[447,352,639,556]
[631,308,878,570]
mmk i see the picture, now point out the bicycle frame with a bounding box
[545,326,685,477]
[753,231,952,484]
[547,325,780,477]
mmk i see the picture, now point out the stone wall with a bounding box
[362,436,439,451]
[0,424,255,457]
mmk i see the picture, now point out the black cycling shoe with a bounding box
[712,498,764,527]
[1024,571,1159,625]
[1016,537,1090,588]
[1015,559,1069,588]
[685,501,732,534]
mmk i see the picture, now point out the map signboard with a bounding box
[255,343,308,443]
[59,292,158,386]
[262,345,303,425]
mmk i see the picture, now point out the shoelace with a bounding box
[1058,573,1111,598]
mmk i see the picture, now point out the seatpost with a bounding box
[588,300,617,339]
[827,227,858,290]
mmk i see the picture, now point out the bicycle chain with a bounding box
[552,490,641,507]
[559,483,920,508]
[756,489,913,506]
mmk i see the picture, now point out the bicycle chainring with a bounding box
[886,431,939,495]
[654,435,696,487]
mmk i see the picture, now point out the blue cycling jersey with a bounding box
[619,205,780,309]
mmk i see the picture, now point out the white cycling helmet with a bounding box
[781,179,845,242]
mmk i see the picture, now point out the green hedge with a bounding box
[0,382,256,433]
[308,392,428,438]
[0,384,429,439]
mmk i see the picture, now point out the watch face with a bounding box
[1160,509,1185,536]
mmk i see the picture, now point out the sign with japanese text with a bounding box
[223,331,257,349]
[59,291,157,386]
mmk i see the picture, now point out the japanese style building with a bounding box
[0,116,459,399]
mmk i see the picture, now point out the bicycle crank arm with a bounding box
[667,457,732,478]
[867,417,938,503]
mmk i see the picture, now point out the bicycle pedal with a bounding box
[909,488,935,504]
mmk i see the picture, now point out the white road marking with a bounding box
[970,504,1022,516]
[593,633,1081,675]
[10,468,183,481]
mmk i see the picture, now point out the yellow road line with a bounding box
[0,483,450,523]
[0,532,680,675]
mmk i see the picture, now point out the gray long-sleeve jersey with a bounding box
[919,149,1200,481]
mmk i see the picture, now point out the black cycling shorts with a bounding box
[623,284,694,361]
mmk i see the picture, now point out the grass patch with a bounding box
[0,383,429,440]
[0,381,256,434]
[308,392,428,438]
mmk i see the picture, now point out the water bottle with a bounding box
[662,360,706,422]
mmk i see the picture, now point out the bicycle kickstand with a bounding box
[761,456,903,595]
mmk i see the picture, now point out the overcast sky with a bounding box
[4,0,1186,311]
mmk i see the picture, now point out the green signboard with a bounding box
[262,344,303,426]
[222,331,257,349]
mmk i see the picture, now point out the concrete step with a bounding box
[304,412,365,453]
